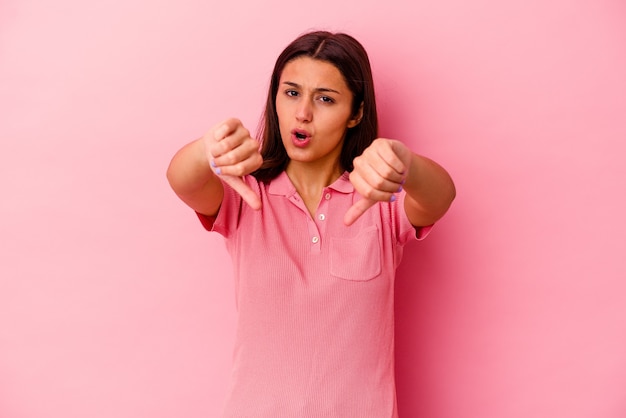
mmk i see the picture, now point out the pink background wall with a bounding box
[1,0,625,417]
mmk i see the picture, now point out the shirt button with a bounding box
[324,193,331,200]
[318,214,326,221]
[312,236,319,244]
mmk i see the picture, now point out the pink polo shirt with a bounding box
[197,171,429,418]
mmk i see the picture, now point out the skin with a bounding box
[276,57,362,216]
[166,57,455,227]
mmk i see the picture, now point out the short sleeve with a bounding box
[395,191,433,244]
[195,177,257,238]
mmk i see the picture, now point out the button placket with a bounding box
[307,217,321,254]
[313,188,331,248]
[286,192,322,253]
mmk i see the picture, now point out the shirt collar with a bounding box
[267,171,354,196]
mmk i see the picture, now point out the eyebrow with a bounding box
[282,81,341,95]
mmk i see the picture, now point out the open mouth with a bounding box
[291,129,311,147]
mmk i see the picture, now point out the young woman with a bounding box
[167,31,455,418]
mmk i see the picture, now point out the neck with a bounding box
[285,159,343,202]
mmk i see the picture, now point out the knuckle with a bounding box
[210,143,226,159]
[373,177,386,189]
[381,166,395,178]
[362,188,376,199]
[244,138,258,151]
[231,162,246,177]
[221,153,235,165]
[226,117,241,127]
[349,171,361,185]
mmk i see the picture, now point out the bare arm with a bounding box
[402,153,456,227]
[344,138,455,227]
[166,137,224,216]
[166,118,263,216]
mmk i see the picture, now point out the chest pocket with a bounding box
[329,225,382,281]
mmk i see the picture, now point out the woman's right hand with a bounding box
[204,118,263,210]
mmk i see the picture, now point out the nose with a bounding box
[295,98,313,122]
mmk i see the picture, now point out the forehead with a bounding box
[279,57,349,91]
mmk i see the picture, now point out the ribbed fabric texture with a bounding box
[197,172,427,418]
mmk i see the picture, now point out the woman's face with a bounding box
[275,57,361,171]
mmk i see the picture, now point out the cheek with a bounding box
[325,114,352,134]
[276,99,292,122]
[275,107,286,131]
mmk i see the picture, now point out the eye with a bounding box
[318,95,335,104]
[285,89,299,97]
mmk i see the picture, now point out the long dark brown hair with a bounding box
[252,31,379,182]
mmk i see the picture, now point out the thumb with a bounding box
[220,174,262,210]
[343,197,376,226]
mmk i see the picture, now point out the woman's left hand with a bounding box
[344,138,412,225]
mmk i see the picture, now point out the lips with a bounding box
[291,129,311,147]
